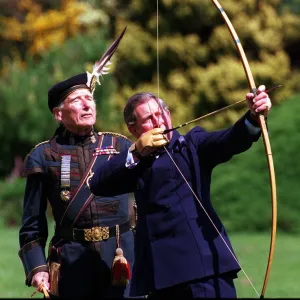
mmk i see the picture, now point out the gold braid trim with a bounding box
[98,131,132,142]
[19,237,46,255]
[23,140,49,165]
[26,264,49,281]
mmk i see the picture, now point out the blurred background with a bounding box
[0,0,300,297]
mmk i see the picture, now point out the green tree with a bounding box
[0,0,106,60]
[93,0,300,135]
[0,29,118,177]
[211,94,300,233]
[282,0,300,14]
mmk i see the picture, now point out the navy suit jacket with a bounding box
[90,112,261,296]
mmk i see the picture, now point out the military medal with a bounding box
[60,155,71,201]
[60,189,71,201]
[93,146,120,156]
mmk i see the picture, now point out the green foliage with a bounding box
[93,0,300,135]
[1,0,300,233]
[211,94,300,233]
[0,28,117,176]
[0,0,107,58]
[0,177,25,226]
[282,0,300,14]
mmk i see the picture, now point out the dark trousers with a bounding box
[147,274,237,299]
[49,230,135,298]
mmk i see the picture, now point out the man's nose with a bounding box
[152,115,160,127]
[156,115,164,128]
[82,99,91,108]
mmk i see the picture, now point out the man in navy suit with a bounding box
[90,85,272,298]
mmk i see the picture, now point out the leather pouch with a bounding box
[48,261,60,296]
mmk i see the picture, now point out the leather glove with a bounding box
[130,128,169,158]
[31,271,50,293]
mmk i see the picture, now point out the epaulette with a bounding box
[23,140,49,165]
[98,131,132,142]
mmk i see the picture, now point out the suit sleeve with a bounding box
[191,111,261,168]
[19,147,49,286]
[90,148,140,196]
[90,134,152,197]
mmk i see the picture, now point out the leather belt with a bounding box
[56,220,131,242]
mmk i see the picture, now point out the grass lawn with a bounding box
[231,233,300,298]
[0,225,299,298]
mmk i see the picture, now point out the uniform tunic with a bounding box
[19,129,135,298]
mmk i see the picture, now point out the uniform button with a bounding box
[164,205,170,212]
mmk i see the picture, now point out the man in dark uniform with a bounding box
[18,30,136,298]
[89,87,272,298]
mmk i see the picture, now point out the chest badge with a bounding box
[60,190,71,201]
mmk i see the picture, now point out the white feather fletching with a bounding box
[86,60,112,89]
[85,26,127,93]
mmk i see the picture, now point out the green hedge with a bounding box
[0,177,25,226]
[211,94,300,233]
[0,28,116,177]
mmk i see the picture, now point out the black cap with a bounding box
[48,73,90,112]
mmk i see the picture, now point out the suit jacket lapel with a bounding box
[168,130,203,202]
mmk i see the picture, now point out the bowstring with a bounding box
[156,1,259,297]
[156,0,160,98]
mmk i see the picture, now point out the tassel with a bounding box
[111,225,130,286]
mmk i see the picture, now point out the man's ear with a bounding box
[53,107,62,122]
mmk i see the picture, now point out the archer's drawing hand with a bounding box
[135,128,169,157]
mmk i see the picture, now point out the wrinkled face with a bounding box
[53,88,96,134]
[128,98,172,139]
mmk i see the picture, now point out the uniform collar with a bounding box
[60,128,97,146]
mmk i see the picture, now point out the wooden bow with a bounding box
[210,0,277,298]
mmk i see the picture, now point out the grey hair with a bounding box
[123,92,169,125]
[57,101,65,109]
[51,101,65,124]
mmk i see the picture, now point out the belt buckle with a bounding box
[84,226,109,242]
